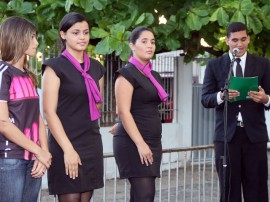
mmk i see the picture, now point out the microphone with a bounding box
[232,48,239,56]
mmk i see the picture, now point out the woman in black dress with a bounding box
[113,26,168,202]
[42,12,105,202]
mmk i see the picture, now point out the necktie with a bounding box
[235,58,243,77]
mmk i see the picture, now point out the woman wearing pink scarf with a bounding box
[42,12,105,202]
[113,26,167,202]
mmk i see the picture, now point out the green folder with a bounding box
[228,76,258,102]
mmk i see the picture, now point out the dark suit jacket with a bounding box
[201,53,270,143]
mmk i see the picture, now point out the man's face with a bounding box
[226,30,250,57]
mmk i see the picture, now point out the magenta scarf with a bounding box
[129,56,168,102]
[62,50,102,121]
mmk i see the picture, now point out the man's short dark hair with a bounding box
[226,22,248,37]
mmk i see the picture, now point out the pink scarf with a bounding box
[62,50,102,121]
[129,56,168,102]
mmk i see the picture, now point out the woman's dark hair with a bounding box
[59,12,88,51]
[226,22,249,37]
[129,26,154,44]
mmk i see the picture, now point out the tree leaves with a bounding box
[210,7,229,27]
[95,37,113,55]
[240,0,254,15]
[91,27,109,38]
[230,11,245,23]
[134,13,155,26]
[247,15,263,34]
[6,0,35,14]
[80,0,108,12]
[186,13,202,30]
[93,0,107,10]
[65,0,73,12]
[0,2,7,19]
[165,38,180,50]
[45,29,58,41]
[2,0,270,61]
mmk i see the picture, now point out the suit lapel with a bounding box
[222,54,232,77]
[244,53,256,77]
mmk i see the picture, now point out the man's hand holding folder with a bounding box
[228,76,258,102]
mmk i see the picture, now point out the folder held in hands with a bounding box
[228,76,258,102]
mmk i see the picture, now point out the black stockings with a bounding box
[58,191,93,202]
[128,177,156,202]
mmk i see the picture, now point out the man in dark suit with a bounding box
[201,22,270,202]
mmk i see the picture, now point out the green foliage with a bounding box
[1,0,270,63]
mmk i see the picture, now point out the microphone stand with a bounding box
[221,54,236,202]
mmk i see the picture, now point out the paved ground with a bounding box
[39,164,220,202]
[40,152,270,202]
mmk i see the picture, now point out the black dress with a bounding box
[42,56,105,195]
[113,63,162,178]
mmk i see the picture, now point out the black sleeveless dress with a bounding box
[113,63,163,178]
[42,55,105,195]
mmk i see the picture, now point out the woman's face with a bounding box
[60,21,90,53]
[24,32,38,57]
[130,30,156,64]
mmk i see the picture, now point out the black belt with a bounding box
[236,121,244,127]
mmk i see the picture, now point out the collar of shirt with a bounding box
[229,51,247,76]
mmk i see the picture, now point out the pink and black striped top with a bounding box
[0,61,40,160]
